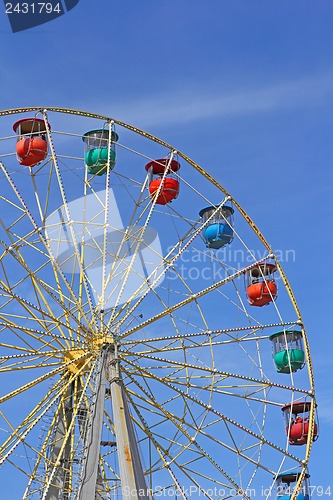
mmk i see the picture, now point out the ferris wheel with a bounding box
[0,107,317,500]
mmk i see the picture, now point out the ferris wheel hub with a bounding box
[64,349,89,375]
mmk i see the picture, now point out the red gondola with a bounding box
[145,158,180,205]
[282,402,318,446]
[13,118,49,167]
[245,262,277,307]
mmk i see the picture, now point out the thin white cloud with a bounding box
[98,73,333,128]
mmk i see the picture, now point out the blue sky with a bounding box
[1,0,332,495]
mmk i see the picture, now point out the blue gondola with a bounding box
[275,471,310,500]
[199,205,234,249]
